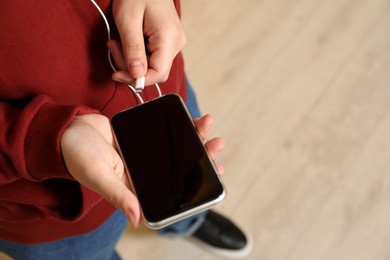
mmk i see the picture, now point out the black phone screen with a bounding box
[111,94,224,224]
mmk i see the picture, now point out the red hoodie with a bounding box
[0,0,186,243]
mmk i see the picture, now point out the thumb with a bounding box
[122,33,148,79]
[97,166,142,227]
[115,7,148,79]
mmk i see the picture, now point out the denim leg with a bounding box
[158,211,207,237]
[185,77,202,118]
[0,210,127,260]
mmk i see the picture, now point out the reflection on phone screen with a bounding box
[111,94,224,224]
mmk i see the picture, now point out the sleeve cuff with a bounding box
[24,96,99,180]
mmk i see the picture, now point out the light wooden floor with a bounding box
[117,0,390,259]
[1,0,389,259]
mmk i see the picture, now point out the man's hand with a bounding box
[61,114,224,227]
[61,114,142,227]
[110,0,186,86]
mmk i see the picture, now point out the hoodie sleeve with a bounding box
[0,95,100,183]
[0,95,109,220]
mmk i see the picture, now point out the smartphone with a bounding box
[110,94,225,229]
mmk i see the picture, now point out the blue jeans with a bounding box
[0,81,206,260]
[0,210,127,260]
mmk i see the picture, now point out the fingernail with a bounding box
[127,211,138,226]
[129,61,144,75]
[130,61,142,67]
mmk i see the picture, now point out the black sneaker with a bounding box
[190,211,252,258]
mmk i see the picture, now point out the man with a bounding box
[0,0,251,258]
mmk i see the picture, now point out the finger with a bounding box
[107,40,127,71]
[108,181,142,227]
[107,40,136,85]
[85,150,141,227]
[121,29,147,79]
[204,137,225,159]
[144,49,173,85]
[142,0,186,85]
[143,34,176,84]
[97,166,142,227]
[193,114,214,141]
[114,5,147,79]
[111,70,135,85]
[215,163,225,175]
